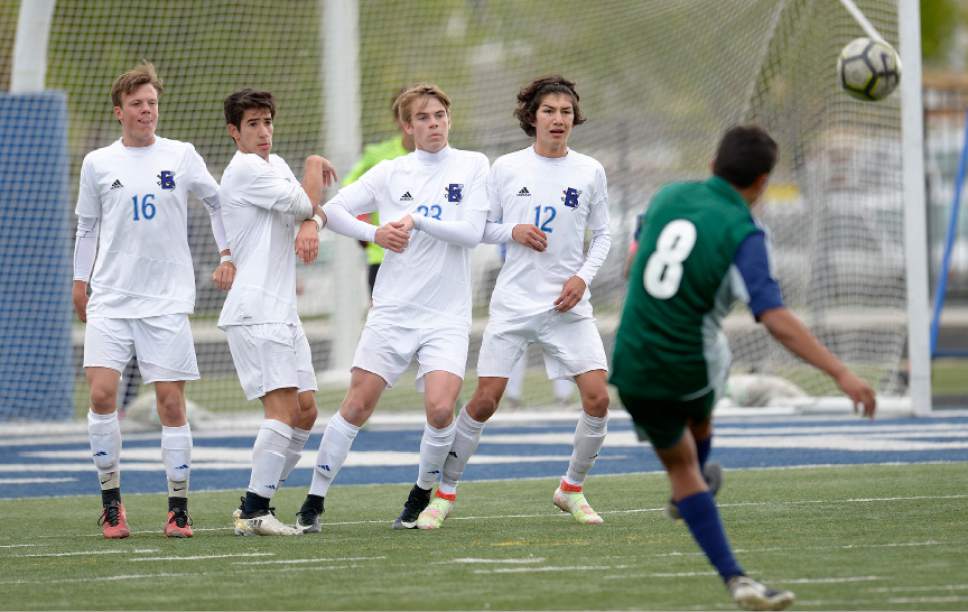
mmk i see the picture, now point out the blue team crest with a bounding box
[446,183,463,203]
[562,187,581,208]
[157,170,176,190]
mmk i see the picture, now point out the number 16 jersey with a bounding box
[75,137,219,319]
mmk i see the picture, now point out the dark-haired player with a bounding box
[611,125,876,610]
[418,75,612,529]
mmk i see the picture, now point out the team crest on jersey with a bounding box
[157,170,176,190]
[446,183,463,203]
[562,187,581,208]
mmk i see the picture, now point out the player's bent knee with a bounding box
[89,386,117,412]
[296,396,318,430]
[582,392,609,417]
[466,394,499,422]
[426,403,455,429]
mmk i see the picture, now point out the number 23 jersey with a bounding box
[75,137,218,319]
[487,146,609,320]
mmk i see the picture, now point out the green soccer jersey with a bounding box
[610,176,761,400]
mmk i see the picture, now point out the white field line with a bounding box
[0,544,42,548]
[604,571,718,580]
[866,584,968,593]
[888,595,968,604]
[442,557,546,564]
[778,576,881,584]
[233,555,385,566]
[0,477,76,485]
[130,552,275,562]
[15,548,159,558]
[473,564,628,574]
[0,572,194,586]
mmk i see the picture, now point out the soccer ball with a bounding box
[837,37,902,101]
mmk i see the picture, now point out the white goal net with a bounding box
[0,0,909,419]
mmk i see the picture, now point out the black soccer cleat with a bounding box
[392,484,432,529]
[296,495,324,533]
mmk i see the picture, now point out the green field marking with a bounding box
[1,463,966,610]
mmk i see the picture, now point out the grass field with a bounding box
[1,463,966,610]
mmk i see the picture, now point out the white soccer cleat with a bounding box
[233,508,302,537]
[727,576,795,611]
[553,481,603,525]
[416,494,455,530]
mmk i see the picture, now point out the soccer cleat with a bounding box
[296,497,324,534]
[392,484,432,529]
[233,498,301,537]
[666,461,723,521]
[164,509,193,538]
[98,500,130,539]
[553,481,603,525]
[416,492,455,530]
[727,575,795,611]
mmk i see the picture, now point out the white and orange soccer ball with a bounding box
[837,37,902,101]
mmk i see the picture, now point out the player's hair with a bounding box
[712,125,778,188]
[111,61,163,108]
[223,88,276,129]
[514,75,586,137]
[393,83,451,125]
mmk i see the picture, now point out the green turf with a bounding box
[1,463,966,610]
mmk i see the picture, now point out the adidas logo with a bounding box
[110,179,123,190]
[448,451,458,458]
[93,451,108,457]
[400,191,413,201]
[175,464,189,470]
[318,464,331,472]
[428,469,441,475]
[517,186,531,197]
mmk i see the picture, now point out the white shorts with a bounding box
[224,323,318,401]
[352,322,469,390]
[83,314,200,384]
[477,310,608,381]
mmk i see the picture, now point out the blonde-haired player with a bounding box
[306,83,490,529]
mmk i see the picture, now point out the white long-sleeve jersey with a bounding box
[323,146,489,329]
[483,146,611,320]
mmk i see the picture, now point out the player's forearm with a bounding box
[412,211,485,248]
[482,220,514,244]
[760,308,848,380]
[322,198,377,242]
[203,197,230,253]
[302,156,326,207]
[576,227,612,285]
[73,216,98,281]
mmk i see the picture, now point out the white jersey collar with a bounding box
[415,145,452,164]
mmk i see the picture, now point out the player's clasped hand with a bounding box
[553,275,586,312]
[376,220,410,253]
[512,223,547,252]
[295,219,320,264]
[211,260,236,291]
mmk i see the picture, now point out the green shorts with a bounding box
[617,390,715,449]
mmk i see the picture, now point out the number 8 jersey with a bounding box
[610,176,784,401]
[75,137,219,319]
[486,146,610,320]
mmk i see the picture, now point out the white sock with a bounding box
[88,409,121,490]
[161,423,192,498]
[439,405,486,495]
[308,413,359,498]
[564,412,608,486]
[248,419,293,499]
[278,427,312,489]
[417,420,457,490]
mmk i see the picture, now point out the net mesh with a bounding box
[0,0,907,419]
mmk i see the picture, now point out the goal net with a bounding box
[0,0,908,419]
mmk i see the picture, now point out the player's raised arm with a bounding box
[294,154,336,264]
[322,161,410,253]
